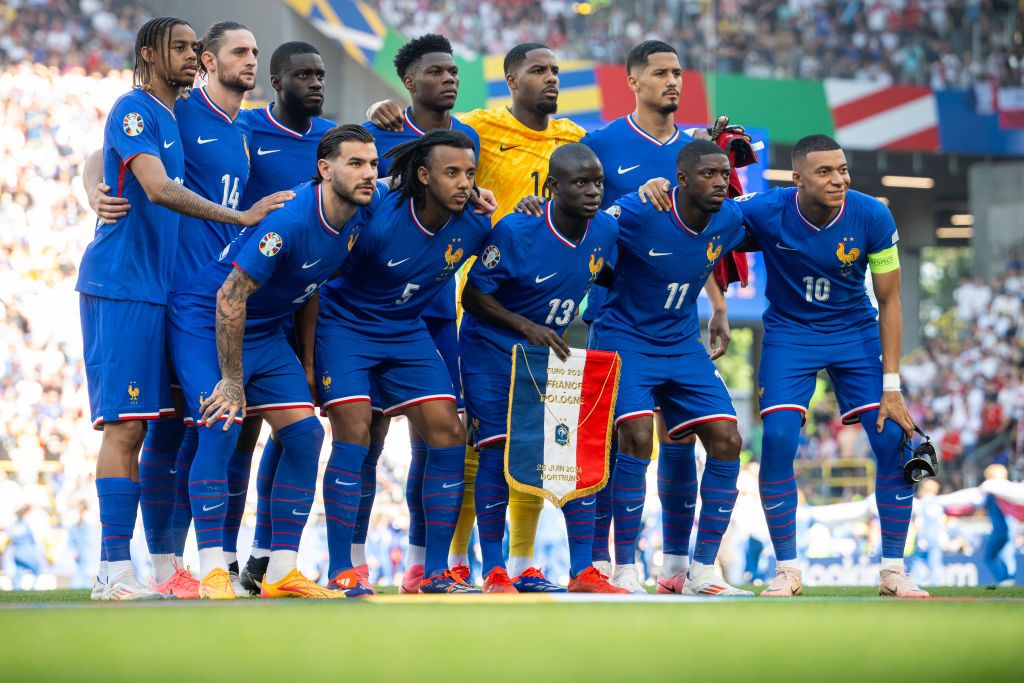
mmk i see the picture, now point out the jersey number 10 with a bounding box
[802,276,831,302]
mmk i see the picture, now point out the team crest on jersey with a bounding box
[347,230,359,252]
[321,372,332,391]
[836,237,860,277]
[242,134,250,165]
[588,247,604,282]
[127,381,140,404]
[259,232,283,257]
[605,205,621,219]
[443,238,464,272]
[481,244,500,269]
[706,236,723,263]
[122,112,144,137]
[758,386,765,398]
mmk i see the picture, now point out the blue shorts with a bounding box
[759,337,883,425]
[80,294,174,429]
[425,316,463,412]
[462,371,510,448]
[167,318,313,426]
[596,344,737,439]
[316,328,456,417]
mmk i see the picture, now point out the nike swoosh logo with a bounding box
[485,502,503,510]
[335,479,358,486]
[535,273,557,283]
[499,144,520,152]
[595,514,609,520]
[442,481,464,489]
[764,501,785,511]
[581,499,596,506]
[163,140,175,149]
[169,468,177,474]
[257,148,281,156]
[302,259,321,269]
[683,502,697,509]
[895,493,914,501]
[196,136,218,145]
[202,502,225,512]
[387,258,410,267]
[775,242,799,251]
[291,509,308,516]
[227,490,246,497]
[617,164,640,174]
[718,506,734,513]
[626,504,642,512]
[648,249,672,257]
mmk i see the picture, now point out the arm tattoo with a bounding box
[216,267,261,382]
[158,180,246,225]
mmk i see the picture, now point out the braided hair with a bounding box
[132,16,191,91]
[384,130,476,203]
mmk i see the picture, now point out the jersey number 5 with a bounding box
[396,283,420,305]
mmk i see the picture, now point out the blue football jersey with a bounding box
[171,87,253,290]
[364,108,480,322]
[591,189,747,355]
[173,181,387,339]
[580,115,693,323]
[318,192,491,341]
[735,187,899,346]
[461,201,618,371]
[239,104,336,209]
[581,114,694,210]
[76,89,184,304]
[364,107,480,177]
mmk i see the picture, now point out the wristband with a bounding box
[882,373,901,392]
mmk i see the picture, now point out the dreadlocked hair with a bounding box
[197,21,249,75]
[384,130,476,203]
[133,17,191,91]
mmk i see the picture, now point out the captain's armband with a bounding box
[867,245,899,274]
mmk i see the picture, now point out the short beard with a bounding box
[218,72,254,94]
[657,102,679,116]
[302,100,324,116]
[330,178,372,206]
[536,100,558,116]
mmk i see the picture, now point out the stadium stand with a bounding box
[376,0,1024,86]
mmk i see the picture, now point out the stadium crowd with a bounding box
[377,0,1024,87]
[0,2,1021,590]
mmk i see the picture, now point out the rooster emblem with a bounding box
[443,239,464,271]
[348,231,359,252]
[706,240,723,263]
[588,249,604,280]
[321,372,332,390]
[127,382,140,403]
[836,237,860,276]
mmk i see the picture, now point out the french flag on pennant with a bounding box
[504,345,621,508]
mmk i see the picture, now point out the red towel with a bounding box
[712,130,757,292]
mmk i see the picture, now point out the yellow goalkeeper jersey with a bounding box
[458,107,586,223]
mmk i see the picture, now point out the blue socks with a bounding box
[759,410,802,561]
[223,447,254,554]
[865,410,914,560]
[657,442,697,558]
[611,452,650,565]
[96,477,140,562]
[270,417,324,551]
[422,445,466,577]
[474,448,508,575]
[189,422,240,550]
[172,425,198,555]
[591,449,616,563]
[323,440,368,579]
[694,457,740,565]
[406,439,427,550]
[352,441,384,548]
[139,418,184,555]
[563,495,597,578]
[252,436,282,551]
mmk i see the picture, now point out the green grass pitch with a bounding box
[1,587,1022,682]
